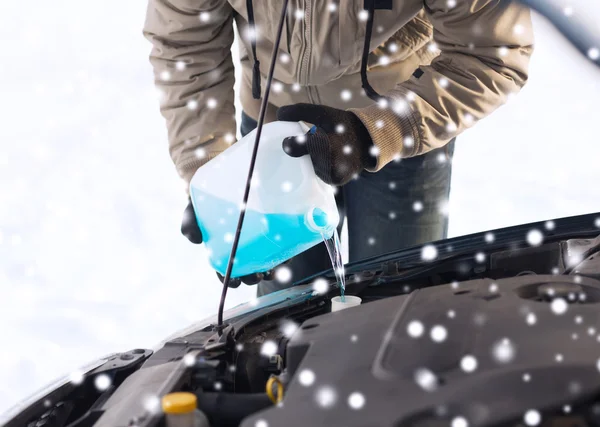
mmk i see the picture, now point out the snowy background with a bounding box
[1,0,599,417]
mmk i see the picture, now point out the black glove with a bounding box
[277,104,376,186]
[180,198,275,287]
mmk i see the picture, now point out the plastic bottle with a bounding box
[189,121,339,278]
[162,392,210,427]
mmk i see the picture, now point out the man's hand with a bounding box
[180,198,275,287]
[277,104,376,186]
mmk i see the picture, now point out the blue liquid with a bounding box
[191,190,333,278]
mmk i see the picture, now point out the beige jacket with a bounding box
[144,0,534,184]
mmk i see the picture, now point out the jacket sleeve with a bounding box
[143,0,236,184]
[351,0,534,171]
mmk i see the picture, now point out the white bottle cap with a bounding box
[331,295,362,312]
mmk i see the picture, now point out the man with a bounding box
[143,0,533,295]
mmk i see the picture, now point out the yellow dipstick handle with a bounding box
[266,376,284,404]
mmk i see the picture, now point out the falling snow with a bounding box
[341,90,352,101]
[69,370,85,385]
[526,229,544,246]
[312,278,329,294]
[421,244,438,261]
[492,338,516,364]
[523,373,531,382]
[407,320,425,338]
[524,410,541,426]
[475,252,485,263]
[485,232,495,243]
[275,265,292,283]
[526,313,537,325]
[460,355,477,373]
[299,369,315,386]
[550,298,568,315]
[589,48,600,60]
[315,386,337,408]
[413,201,423,212]
[348,392,365,410]
[451,417,468,427]
[358,10,369,21]
[206,98,217,109]
[255,420,268,427]
[261,340,277,357]
[430,325,447,342]
[281,321,298,338]
[414,368,438,391]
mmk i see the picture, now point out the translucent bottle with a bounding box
[161,392,209,427]
[189,121,339,278]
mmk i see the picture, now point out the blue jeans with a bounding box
[241,112,455,296]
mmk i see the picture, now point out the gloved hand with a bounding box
[277,104,377,186]
[180,198,276,287]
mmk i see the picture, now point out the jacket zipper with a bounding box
[299,0,312,89]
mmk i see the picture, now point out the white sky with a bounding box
[0,1,599,416]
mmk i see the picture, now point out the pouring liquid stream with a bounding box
[321,229,346,302]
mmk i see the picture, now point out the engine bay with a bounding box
[9,215,600,427]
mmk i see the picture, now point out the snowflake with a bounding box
[430,325,447,342]
[475,252,485,263]
[367,237,376,245]
[407,320,424,338]
[315,386,337,408]
[379,56,390,66]
[589,48,600,61]
[460,355,477,372]
[550,298,567,315]
[186,99,198,110]
[545,220,555,230]
[281,181,293,192]
[343,145,352,154]
[564,405,572,413]
[451,417,468,427]
[328,2,337,12]
[199,11,210,22]
[175,61,187,71]
[404,136,414,148]
[272,82,283,93]
[142,394,161,414]
[563,6,574,16]
[94,374,111,391]
[358,10,369,21]
[388,181,396,190]
[388,42,398,53]
[183,353,197,366]
[312,278,329,294]
[236,343,244,352]
[526,229,544,246]
[295,134,307,143]
[351,334,358,342]
[393,100,409,114]
[421,244,438,261]
[294,9,304,19]
[159,70,171,81]
[255,420,268,427]
[207,98,217,109]
[340,90,352,101]
[414,368,438,391]
[375,120,385,129]
[275,265,292,283]
[555,353,563,362]
[389,211,397,220]
[214,381,222,391]
[464,113,475,126]
[279,53,290,64]
[492,338,515,364]
[261,340,278,357]
[348,392,365,409]
[224,133,235,144]
[282,321,299,337]
[588,327,596,336]
[446,122,458,133]
[436,152,447,163]
[224,232,234,243]
[523,373,531,382]
[292,83,301,92]
[438,78,449,88]
[335,124,345,134]
[489,283,498,293]
[514,24,525,35]
[377,98,389,108]
[299,369,315,386]
[369,145,380,156]
[428,42,439,52]
[572,333,578,340]
[526,313,536,325]
[413,201,423,212]
[447,0,457,8]
[447,310,456,318]
[575,315,583,324]
[69,370,85,385]
[498,46,509,57]
[524,410,541,426]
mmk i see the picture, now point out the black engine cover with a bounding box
[242,275,600,426]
